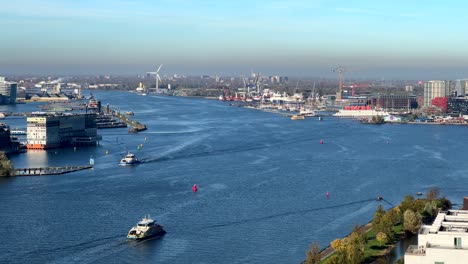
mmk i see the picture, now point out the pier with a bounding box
[104,105,147,133]
[12,165,93,176]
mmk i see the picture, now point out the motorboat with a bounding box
[119,152,140,165]
[127,215,166,240]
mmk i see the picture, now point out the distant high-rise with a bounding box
[0,77,17,104]
[454,79,468,97]
[424,80,450,107]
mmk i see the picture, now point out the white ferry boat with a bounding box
[127,215,166,240]
[119,152,140,166]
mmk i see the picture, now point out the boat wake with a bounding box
[140,135,323,164]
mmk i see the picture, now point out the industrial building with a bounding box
[405,209,468,264]
[0,77,17,104]
[26,113,101,149]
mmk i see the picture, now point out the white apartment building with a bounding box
[424,81,451,107]
[405,210,468,264]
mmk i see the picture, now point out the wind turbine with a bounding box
[147,64,163,93]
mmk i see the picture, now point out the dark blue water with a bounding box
[1,91,466,264]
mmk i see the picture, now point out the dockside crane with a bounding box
[332,65,345,100]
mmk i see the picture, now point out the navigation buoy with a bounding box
[320,139,324,144]
[144,137,147,142]
[192,184,198,193]
[137,145,141,151]
[326,191,329,198]
[105,149,109,155]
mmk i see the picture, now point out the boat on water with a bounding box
[127,215,166,240]
[291,115,305,120]
[119,152,140,165]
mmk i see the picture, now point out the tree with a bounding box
[345,231,366,264]
[305,242,321,264]
[372,205,386,234]
[399,194,415,214]
[403,209,421,234]
[376,232,388,247]
[426,187,440,201]
[0,152,14,177]
[437,197,452,211]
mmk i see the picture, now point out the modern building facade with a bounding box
[368,94,418,110]
[424,81,451,107]
[0,77,17,104]
[405,209,468,264]
[27,113,100,149]
[448,97,468,114]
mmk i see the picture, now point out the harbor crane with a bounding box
[332,65,345,100]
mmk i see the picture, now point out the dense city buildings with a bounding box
[26,113,100,149]
[0,77,17,104]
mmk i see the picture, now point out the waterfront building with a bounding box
[0,123,20,154]
[368,94,418,110]
[26,113,100,149]
[448,97,468,115]
[424,81,451,107]
[0,77,17,104]
[432,97,448,112]
[405,209,468,264]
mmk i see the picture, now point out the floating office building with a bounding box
[26,113,101,149]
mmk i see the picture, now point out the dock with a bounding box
[104,106,147,133]
[12,165,93,176]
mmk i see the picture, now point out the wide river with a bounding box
[0,91,466,264]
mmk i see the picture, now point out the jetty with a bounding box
[12,165,93,176]
[104,105,147,133]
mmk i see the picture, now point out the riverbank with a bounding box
[318,222,405,264]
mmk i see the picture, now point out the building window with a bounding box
[454,237,462,248]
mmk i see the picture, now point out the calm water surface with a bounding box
[0,91,466,264]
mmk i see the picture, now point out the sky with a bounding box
[1,0,468,79]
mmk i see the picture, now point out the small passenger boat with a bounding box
[127,215,166,240]
[119,152,140,165]
[291,115,305,120]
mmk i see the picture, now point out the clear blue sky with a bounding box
[1,0,468,79]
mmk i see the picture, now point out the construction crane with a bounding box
[332,66,345,100]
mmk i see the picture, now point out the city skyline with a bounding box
[2,0,468,79]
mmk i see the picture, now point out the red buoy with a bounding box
[192,184,198,193]
[326,191,329,198]
[320,139,324,144]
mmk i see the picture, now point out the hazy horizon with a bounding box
[2,1,468,79]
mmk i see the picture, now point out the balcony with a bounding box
[405,245,426,256]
